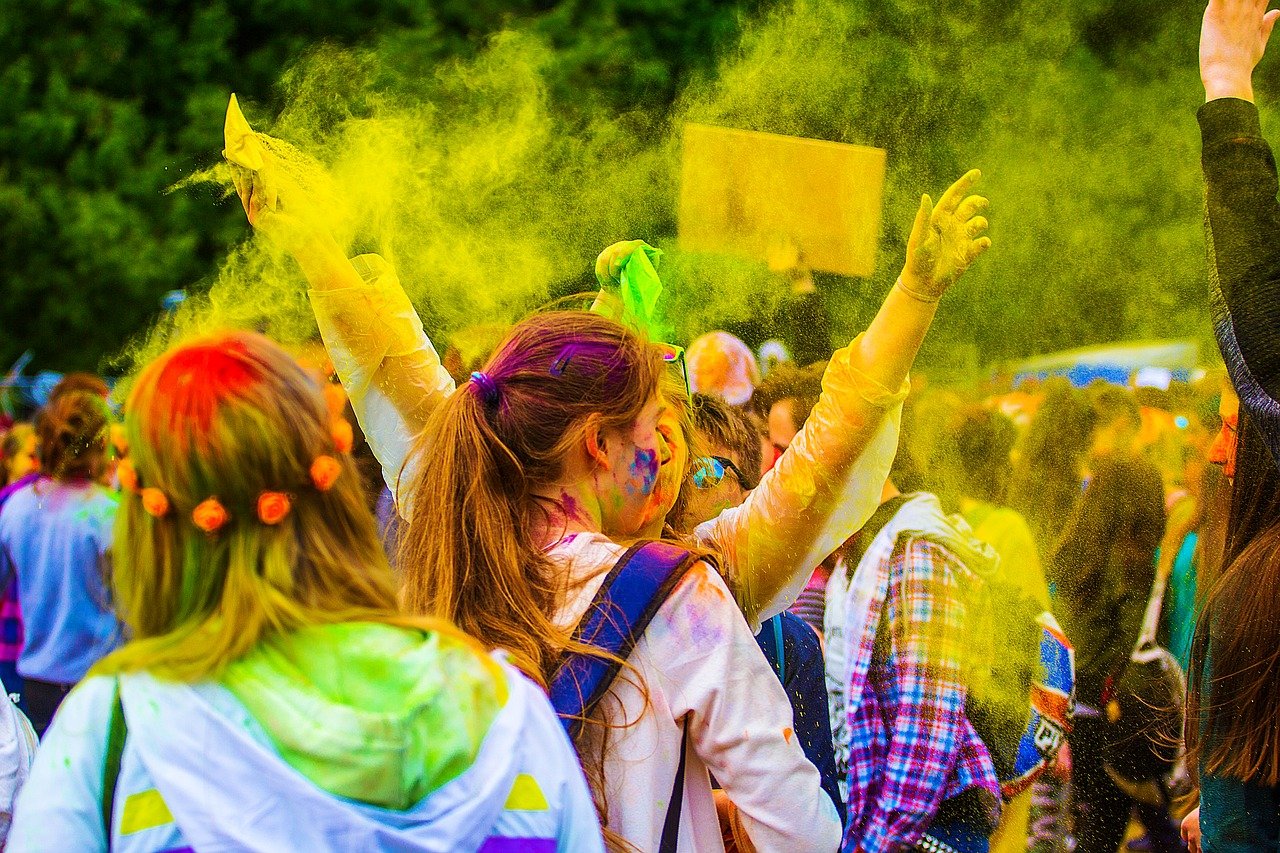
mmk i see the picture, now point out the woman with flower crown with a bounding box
[8,331,603,852]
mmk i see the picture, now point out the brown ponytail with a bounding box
[399,310,663,683]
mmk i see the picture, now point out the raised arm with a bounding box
[1200,0,1280,403]
[698,171,992,629]
[233,153,453,507]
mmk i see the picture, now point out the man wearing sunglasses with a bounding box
[683,393,846,837]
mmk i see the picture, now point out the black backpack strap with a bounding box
[659,719,690,853]
[549,540,702,740]
[101,680,126,849]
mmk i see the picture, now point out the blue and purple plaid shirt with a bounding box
[842,538,1000,853]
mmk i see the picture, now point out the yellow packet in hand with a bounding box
[220,92,349,240]
[223,93,267,172]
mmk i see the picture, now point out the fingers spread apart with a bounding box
[967,236,993,264]
[936,169,982,215]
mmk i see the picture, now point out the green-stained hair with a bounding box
[95,330,494,687]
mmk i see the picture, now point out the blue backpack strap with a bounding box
[549,540,701,740]
[754,613,787,683]
[770,614,786,682]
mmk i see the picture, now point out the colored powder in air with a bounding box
[121,0,1207,387]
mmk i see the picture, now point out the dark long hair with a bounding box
[1009,379,1097,558]
[399,311,666,850]
[1186,410,1280,785]
[1050,456,1166,701]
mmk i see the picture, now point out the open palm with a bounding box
[901,169,991,300]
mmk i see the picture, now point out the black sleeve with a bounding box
[1200,98,1280,401]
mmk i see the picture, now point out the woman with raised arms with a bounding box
[231,109,992,638]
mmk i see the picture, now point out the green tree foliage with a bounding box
[0,0,452,372]
[0,0,1244,373]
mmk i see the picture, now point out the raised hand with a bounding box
[1201,0,1280,102]
[899,169,991,302]
[231,166,276,229]
[594,240,649,287]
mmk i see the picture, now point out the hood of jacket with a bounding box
[117,623,532,852]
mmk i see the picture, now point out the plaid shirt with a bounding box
[842,537,1000,853]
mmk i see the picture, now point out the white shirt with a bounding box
[550,532,841,852]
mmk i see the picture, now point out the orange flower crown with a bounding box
[117,421,348,532]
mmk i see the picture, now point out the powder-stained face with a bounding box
[596,396,672,536]
[646,396,689,525]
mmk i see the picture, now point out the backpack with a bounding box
[846,496,1076,802]
[759,613,787,682]
[992,610,1075,799]
[548,540,701,853]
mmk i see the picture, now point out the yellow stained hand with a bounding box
[594,239,648,287]
[900,168,991,301]
[231,166,278,228]
[224,95,279,227]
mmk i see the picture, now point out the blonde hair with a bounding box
[96,330,483,682]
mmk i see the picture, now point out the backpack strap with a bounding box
[549,540,701,740]
[752,612,783,676]
[1135,544,1175,653]
[765,613,786,682]
[658,721,689,853]
[101,679,127,850]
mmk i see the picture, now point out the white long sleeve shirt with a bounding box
[308,255,906,633]
[550,531,840,851]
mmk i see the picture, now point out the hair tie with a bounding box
[470,371,500,407]
[192,497,230,533]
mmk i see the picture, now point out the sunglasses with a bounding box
[656,343,691,401]
[693,455,752,490]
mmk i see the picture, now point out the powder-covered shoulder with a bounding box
[669,559,737,605]
[34,675,117,753]
[0,484,35,532]
[640,560,750,666]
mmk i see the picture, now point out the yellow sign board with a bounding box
[678,123,887,278]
